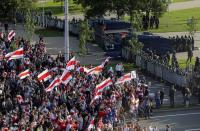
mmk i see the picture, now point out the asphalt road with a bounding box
[139,109,200,131]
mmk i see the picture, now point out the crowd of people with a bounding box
[169,35,194,53]
[142,15,160,30]
[0,27,164,131]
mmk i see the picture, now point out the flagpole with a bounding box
[64,0,69,61]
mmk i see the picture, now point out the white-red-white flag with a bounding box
[60,69,72,85]
[115,71,136,85]
[37,69,51,82]
[87,117,95,131]
[45,77,61,92]
[87,65,104,75]
[95,78,112,93]
[90,92,102,105]
[16,95,23,103]
[76,67,90,73]
[7,30,16,41]
[18,69,30,79]
[101,57,110,67]
[66,56,77,70]
[5,48,24,60]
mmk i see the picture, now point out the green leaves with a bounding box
[79,20,90,55]
[127,32,143,55]
[187,17,197,37]
[0,0,35,19]
[24,9,36,41]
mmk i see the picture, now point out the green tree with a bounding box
[24,9,36,41]
[79,20,91,55]
[187,17,197,37]
[127,32,143,56]
[139,0,168,17]
[0,0,18,19]
[110,0,127,19]
[0,0,34,20]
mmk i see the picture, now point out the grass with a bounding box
[36,0,83,16]
[149,7,200,33]
[178,58,195,69]
[35,27,64,37]
[173,0,191,3]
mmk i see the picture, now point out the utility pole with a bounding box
[42,0,45,27]
[64,0,69,60]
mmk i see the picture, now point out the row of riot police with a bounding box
[169,35,194,53]
[144,49,185,76]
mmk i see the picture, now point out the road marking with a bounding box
[185,128,200,131]
[151,112,200,119]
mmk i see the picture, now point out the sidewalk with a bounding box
[145,76,199,107]
[169,0,200,11]
[2,24,106,65]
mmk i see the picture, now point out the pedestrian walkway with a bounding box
[169,0,200,11]
[2,24,106,65]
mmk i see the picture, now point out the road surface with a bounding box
[139,109,200,131]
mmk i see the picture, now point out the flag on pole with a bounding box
[37,69,51,82]
[5,47,24,60]
[45,77,61,92]
[76,67,90,73]
[87,65,104,75]
[115,71,136,85]
[18,69,30,79]
[66,56,76,70]
[87,117,95,131]
[90,92,102,105]
[7,30,16,41]
[101,57,110,67]
[60,69,72,85]
[95,78,112,93]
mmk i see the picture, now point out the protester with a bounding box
[0,30,156,130]
[169,85,176,108]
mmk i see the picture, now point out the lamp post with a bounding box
[42,0,46,28]
[64,0,69,60]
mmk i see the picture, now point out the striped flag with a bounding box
[87,117,95,131]
[95,78,112,93]
[66,56,77,70]
[76,67,90,73]
[37,69,51,82]
[45,77,61,92]
[101,57,110,67]
[115,71,136,85]
[5,47,24,60]
[87,65,104,75]
[18,69,30,79]
[90,92,102,105]
[60,69,72,85]
[7,30,16,41]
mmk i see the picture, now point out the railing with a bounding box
[122,48,192,88]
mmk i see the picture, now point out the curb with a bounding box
[154,105,200,113]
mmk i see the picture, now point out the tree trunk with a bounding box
[129,10,133,23]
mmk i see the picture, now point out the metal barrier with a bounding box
[125,50,189,87]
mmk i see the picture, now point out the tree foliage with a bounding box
[79,20,91,55]
[74,0,168,19]
[0,0,34,19]
[127,32,143,55]
[187,17,197,37]
[24,9,36,41]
